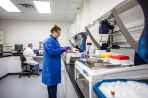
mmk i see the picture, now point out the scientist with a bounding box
[23,43,39,74]
[42,25,70,98]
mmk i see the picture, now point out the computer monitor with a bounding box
[15,44,23,52]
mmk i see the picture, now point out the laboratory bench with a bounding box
[62,53,148,98]
[0,55,43,79]
[0,55,22,79]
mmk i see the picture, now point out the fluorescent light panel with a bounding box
[0,0,21,12]
[33,1,51,14]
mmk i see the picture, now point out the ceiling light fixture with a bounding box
[33,1,51,14]
[0,0,21,12]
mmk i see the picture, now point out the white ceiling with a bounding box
[0,0,83,22]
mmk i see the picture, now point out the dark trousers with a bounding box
[47,85,57,98]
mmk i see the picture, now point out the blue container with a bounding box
[93,79,148,98]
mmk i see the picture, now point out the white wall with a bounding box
[70,0,126,36]
[0,19,71,49]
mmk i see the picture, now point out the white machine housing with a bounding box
[75,60,148,98]
[65,53,81,64]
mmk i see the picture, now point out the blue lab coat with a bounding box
[42,35,64,86]
[79,41,84,52]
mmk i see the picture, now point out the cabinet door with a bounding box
[2,58,8,76]
[14,59,21,72]
[0,31,4,44]
[65,69,78,98]
[8,56,21,73]
[0,58,3,78]
[61,65,67,96]
[0,58,8,78]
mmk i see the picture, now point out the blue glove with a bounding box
[62,47,70,52]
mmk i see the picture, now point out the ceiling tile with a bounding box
[0,0,83,21]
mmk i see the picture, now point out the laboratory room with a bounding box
[0,0,148,98]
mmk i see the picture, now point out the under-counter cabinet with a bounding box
[62,65,78,98]
[0,57,9,78]
[8,56,21,73]
[0,56,22,78]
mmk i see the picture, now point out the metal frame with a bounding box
[112,9,138,52]
[85,27,100,49]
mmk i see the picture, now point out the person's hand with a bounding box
[67,46,71,50]
[62,46,71,52]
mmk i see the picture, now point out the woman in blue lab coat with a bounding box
[42,25,70,98]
